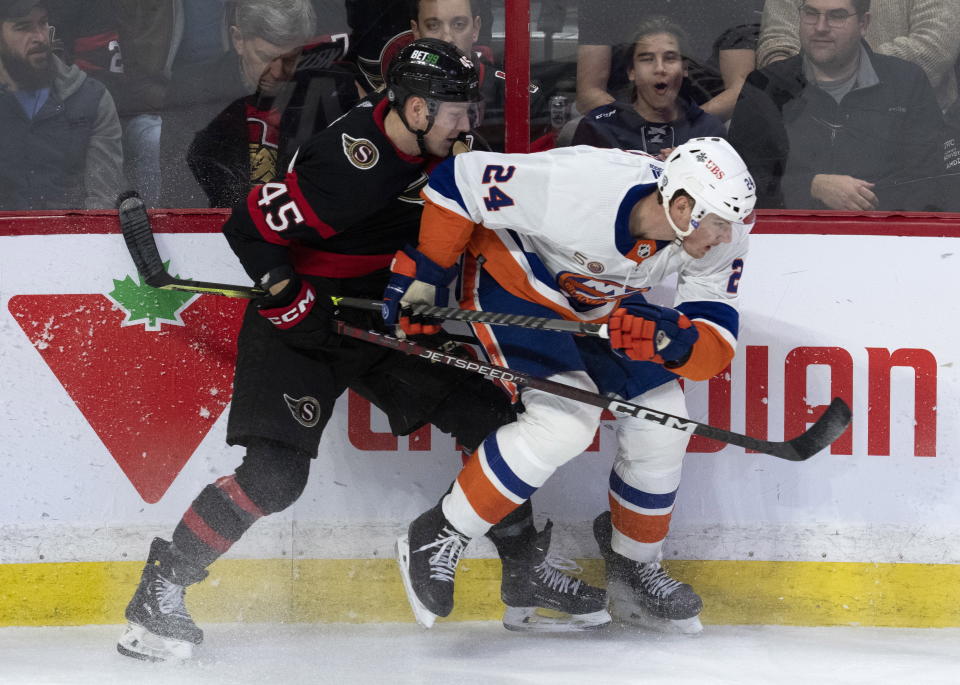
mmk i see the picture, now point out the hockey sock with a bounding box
[443,431,554,539]
[171,439,311,570]
[172,474,266,570]
[607,469,679,562]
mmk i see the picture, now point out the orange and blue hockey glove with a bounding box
[608,299,699,365]
[382,245,458,336]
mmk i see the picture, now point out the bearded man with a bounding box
[0,0,123,209]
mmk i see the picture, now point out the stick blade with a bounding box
[117,192,171,288]
[778,397,852,461]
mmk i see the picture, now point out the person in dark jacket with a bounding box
[727,0,945,211]
[0,0,123,209]
[186,36,357,208]
[572,16,725,155]
[160,0,317,207]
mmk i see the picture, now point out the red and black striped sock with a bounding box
[171,474,266,570]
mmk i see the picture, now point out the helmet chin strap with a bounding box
[399,99,438,157]
[664,199,697,243]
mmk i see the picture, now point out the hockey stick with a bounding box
[334,322,852,462]
[117,194,607,338]
[115,200,851,459]
[334,298,609,338]
[116,198,610,337]
[117,192,266,299]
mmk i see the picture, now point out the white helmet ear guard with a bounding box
[658,137,757,239]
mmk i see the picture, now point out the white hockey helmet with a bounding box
[658,137,756,239]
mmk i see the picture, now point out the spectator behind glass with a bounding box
[571,16,725,155]
[346,0,490,93]
[576,0,763,121]
[349,0,514,150]
[411,0,478,55]
[415,0,566,151]
[172,0,229,72]
[47,1,174,208]
[758,0,960,111]
[728,0,945,211]
[187,36,357,207]
[0,0,123,209]
[160,0,316,207]
[410,0,507,148]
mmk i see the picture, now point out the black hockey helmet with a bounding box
[386,37,482,109]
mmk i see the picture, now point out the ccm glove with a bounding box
[255,266,335,350]
[382,245,458,336]
[608,300,699,365]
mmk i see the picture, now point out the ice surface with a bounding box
[0,623,957,685]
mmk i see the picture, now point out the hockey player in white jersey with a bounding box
[382,137,756,632]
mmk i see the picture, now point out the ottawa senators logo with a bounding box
[283,394,322,428]
[399,172,429,205]
[342,133,379,170]
[247,113,280,184]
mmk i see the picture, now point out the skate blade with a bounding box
[607,581,704,636]
[395,535,438,629]
[502,606,612,633]
[117,622,194,662]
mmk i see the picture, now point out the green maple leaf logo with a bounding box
[107,262,198,331]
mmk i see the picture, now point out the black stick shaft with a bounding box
[332,296,609,338]
[334,323,851,461]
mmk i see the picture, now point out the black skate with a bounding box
[396,503,470,628]
[500,520,611,632]
[117,538,208,661]
[593,512,703,634]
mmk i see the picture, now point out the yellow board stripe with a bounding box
[1,559,959,627]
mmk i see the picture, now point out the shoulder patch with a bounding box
[341,133,379,170]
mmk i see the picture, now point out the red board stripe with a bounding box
[0,210,229,235]
[2,209,960,237]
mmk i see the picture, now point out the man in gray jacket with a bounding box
[0,0,123,209]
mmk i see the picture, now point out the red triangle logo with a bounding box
[8,294,246,503]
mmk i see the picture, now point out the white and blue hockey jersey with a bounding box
[418,145,752,380]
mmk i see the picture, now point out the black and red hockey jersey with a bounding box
[223,93,431,284]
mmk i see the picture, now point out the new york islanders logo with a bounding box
[556,272,644,309]
[342,133,379,170]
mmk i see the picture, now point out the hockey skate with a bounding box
[593,512,703,635]
[117,538,208,661]
[396,502,470,628]
[500,520,611,632]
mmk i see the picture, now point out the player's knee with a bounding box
[616,426,689,473]
[516,371,602,461]
[435,377,516,451]
[616,382,690,472]
[613,457,683,498]
[234,439,312,514]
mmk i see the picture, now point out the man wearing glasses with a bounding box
[728,0,945,211]
[758,0,960,111]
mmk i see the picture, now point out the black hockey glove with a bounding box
[255,266,335,350]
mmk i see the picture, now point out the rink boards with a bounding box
[0,210,958,627]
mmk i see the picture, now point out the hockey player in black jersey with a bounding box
[117,38,608,663]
